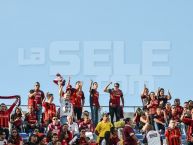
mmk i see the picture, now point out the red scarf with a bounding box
[0,95,21,106]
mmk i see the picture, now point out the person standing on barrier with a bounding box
[141,84,150,110]
[89,80,100,127]
[28,82,45,124]
[66,78,85,121]
[147,92,159,129]
[59,80,74,125]
[104,82,124,123]
[157,88,171,109]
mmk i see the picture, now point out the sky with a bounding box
[0,0,193,112]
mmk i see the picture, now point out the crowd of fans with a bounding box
[0,73,193,145]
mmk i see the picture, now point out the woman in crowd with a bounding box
[10,107,23,132]
[141,84,149,110]
[7,128,23,145]
[157,88,171,108]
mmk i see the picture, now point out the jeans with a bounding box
[73,107,82,121]
[109,106,121,123]
[90,106,99,127]
[60,116,67,125]
[36,105,42,124]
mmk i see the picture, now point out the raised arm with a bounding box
[180,109,186,121]
[156,87,161,97]
[42,93,47,104]
[89,80,93,93]
[104,82,112,92]
[141,84,147,96]
[59,83,64,98]
[79,81,83,92]
[167,90,172,100]
[8,96,20,113]
[67,76,71,87]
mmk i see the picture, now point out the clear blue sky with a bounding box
[0,0,193,111]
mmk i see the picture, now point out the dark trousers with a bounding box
[149,114,156,130]
[109,106,120,123]
[90,106,99,127]
[156,123,165,133]
[73,107,82,120]
[187,142,193,145]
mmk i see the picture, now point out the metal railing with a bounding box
[7,105,142,113]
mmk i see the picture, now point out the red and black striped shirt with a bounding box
[0,100,18,128]
[165,127,181,145]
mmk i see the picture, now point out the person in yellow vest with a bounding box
[95,112,113,144]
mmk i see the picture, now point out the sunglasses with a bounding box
[53,118,58,120]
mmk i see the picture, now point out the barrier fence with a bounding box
[7,105,142,113]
